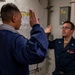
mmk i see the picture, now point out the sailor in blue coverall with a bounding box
[0,3,48,75]
[45,21,75,75]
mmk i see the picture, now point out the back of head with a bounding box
[1,3,20,23]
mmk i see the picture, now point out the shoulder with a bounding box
[72,37,75,40]
[0,30,24,40]
[54,37,62,41]
[54,38,63,43]
[71,37,75,43]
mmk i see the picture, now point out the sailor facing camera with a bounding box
[45,21,75,75]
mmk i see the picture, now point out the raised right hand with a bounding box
[44,25,52,34]
[29,10,39,27]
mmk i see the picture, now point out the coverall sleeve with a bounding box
[14,24,48,64]
[48,40,55,49]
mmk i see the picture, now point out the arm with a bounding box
[13,10,48,64]
[14,24,48,64]
[48,40,55,49]
[44,25,55,49]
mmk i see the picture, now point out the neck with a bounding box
[3,22,15,29]
[64,35,72,43]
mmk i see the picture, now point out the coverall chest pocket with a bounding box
[66,48,75,58]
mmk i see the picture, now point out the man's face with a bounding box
[62,23,74,37]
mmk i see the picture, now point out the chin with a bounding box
[62,35,66,37]
[62,34,66,37]
[15,27,19,30]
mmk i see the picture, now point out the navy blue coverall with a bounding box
[49,37,75,75]
[0,24,48,75]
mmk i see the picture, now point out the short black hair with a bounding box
[63,21,75,30]
[1,3,20,22]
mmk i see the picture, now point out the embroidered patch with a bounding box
[67,50,75,54]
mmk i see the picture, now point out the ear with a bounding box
[71,30,74,34]
[12,15,16,23]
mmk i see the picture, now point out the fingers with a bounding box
[30,10,35,21]
[29,10,39,27]
[29,10,33,21]
[44,25,52,34]
[46,25,51,28]
[46,25,52,30]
